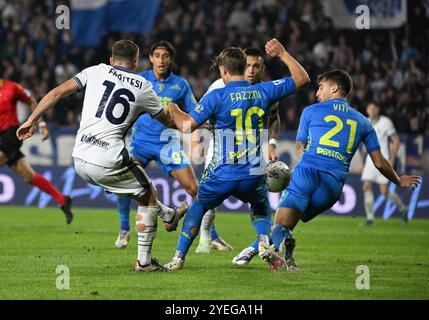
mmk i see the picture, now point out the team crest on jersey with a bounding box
[157,83,165,93]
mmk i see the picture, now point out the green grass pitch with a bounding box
[0,206,428,300]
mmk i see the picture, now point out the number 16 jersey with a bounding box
[72,64,163,168]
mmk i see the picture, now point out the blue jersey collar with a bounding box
[328,98,348,103]
[146,69,173,82]
[112,65,136,74]
[225,80,251,87]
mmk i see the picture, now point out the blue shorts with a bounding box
[129,137,191,177]
[278,166,343,222]
[197,174,271,217]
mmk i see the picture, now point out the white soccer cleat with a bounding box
[232,247,257,266]
[195,240,212,254]
[115,230,131,249]
[258,238,287,272]
[211,238,233,251]
[164,252,185,271]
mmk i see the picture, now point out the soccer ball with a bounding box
[266,160,291,193]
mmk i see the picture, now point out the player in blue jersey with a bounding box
[195,47,281,257]
[114,41,229,249]
[271,70,421,270]
[164,39,310,271]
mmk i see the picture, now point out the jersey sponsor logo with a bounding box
[80,134,110,149]
[316,146,348,164]
[169,84,182,91]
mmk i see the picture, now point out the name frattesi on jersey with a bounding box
[108,67,143,89]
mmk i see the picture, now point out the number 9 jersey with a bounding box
[71,64,164,168]
[296,98,380,183]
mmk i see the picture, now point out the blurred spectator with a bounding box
[0,0,427,134]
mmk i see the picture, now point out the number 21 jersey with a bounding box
[72,64,163,168]
[296,98,380,182]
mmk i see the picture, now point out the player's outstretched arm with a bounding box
[265,38,310,90]
[369,150,421,188]
[17,79,78,140]
[166,103,199,133]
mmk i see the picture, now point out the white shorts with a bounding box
[361,156,389,185]
[74,157,152,198]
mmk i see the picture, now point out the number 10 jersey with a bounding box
[72,64,163,168]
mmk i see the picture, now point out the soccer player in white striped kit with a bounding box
[361,102,408,225]
[17,40,188,271]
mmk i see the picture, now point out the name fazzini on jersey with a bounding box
[71,63,164,168]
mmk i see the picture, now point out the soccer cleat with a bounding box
[163,201,189,232]
[211,238,233,251]
[279,235,298,271]
[232,247,257,266]
[366,219,374,226]
[115,230,131,249]
[60,196,74,224]
[164,252,185,270]
[258,241,287,272]
[135,258,169,272]
[195,240,212,254]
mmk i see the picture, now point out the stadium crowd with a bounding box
[0,0,428,134]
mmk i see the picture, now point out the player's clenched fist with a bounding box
[265,38,287,58]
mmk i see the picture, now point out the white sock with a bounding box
[136,206,158,266]
[364,190,374,221]
[156,200,174,222]
[199,208,216,242]
[387,192,407,212]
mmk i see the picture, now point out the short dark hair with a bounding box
[150,40,176,59]
[317,69,353,97]
[212,47,246,75]
[112,40,139,61]
[244,47,264,59]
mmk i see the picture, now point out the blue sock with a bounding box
[272,224,291,250]
[250,239,258,251]
[210,224,219,240]
[252,214,271,239]
[117,196,131,231]
[177,200,206,255]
